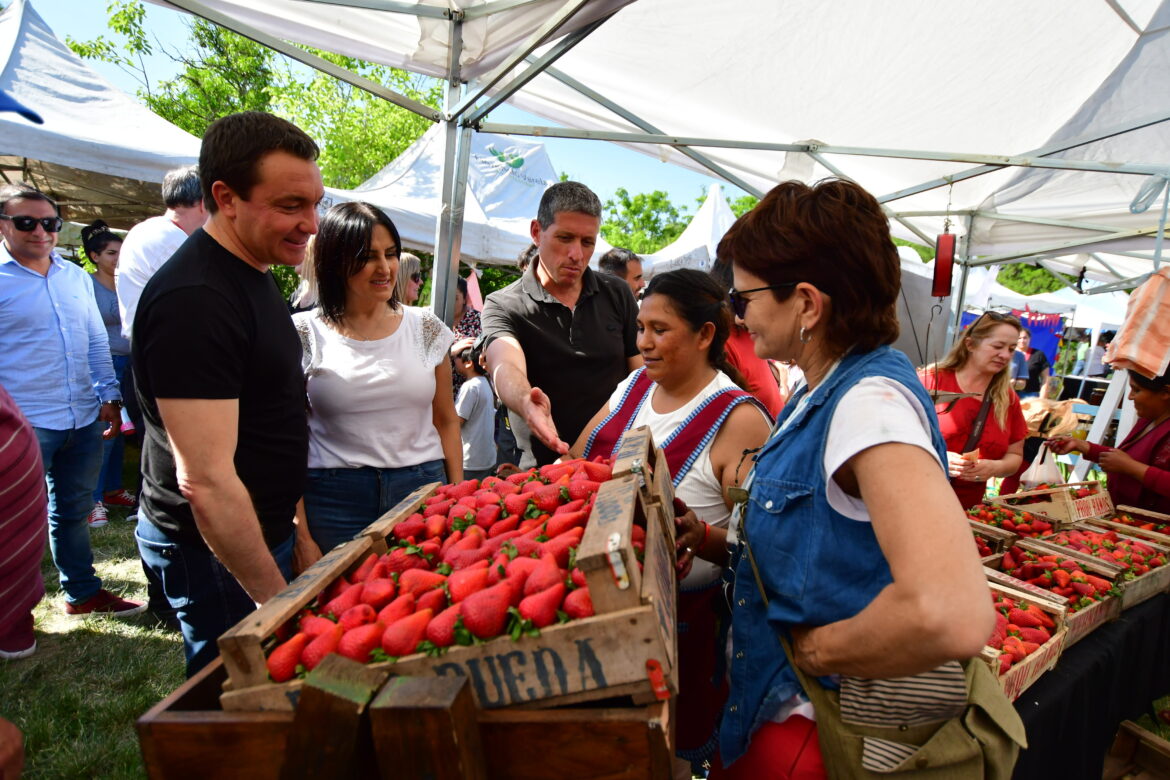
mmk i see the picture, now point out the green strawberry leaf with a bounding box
[525,625,541,638]
[496,563,506,578]
[567,547,578,570]
[369,649,393,663]
[535,534,549,543]
[556,609,570,624]
[295,663,307,678]
[417,640,445,658]
[524,504,543,519]
[389,571,400,584]
[501,542,519,561]
[436,562,453,575]
[453,518,473,532]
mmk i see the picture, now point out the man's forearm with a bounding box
[492,361,533,416]
[187,476,287,603]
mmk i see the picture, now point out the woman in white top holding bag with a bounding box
[293,202,462,555]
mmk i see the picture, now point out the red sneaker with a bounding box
[102,489,138,508]
[65,589,147,618]
[87,503,109,528]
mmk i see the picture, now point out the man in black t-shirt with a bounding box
[482,182,641,466]
[132,112,324,676]
[1017,328,1051,399]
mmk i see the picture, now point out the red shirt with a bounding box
[919,368,1028,509]
[1086,417,1170,515]
[725,327,782,418]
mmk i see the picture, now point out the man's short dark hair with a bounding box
[599,247,641,278]
[161,165,202,209]
[536,181,601,229]
[199,112,319,214]
[0,182,56,215]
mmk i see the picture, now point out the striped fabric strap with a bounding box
[662,390,770,486]
[582,368,653,461]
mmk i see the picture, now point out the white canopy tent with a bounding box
[640,183,736,278]
[146,0,1170,324]
[0,0,200,227]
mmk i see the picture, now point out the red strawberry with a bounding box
[519,583,565,628]
[545,510,588,538]
[511,536,542,558]
[360,578,397,610]
[1017,627,1051,644]
[442,533,483,564]
[267,632,310,682]
[542,526,585,568]
[503,493,530,516]
[476,491,502,508]
[525,554,566,596]
[302,623,344,671]
[570,568,588,588]
[423,499,454,517]
[1085,575,1112,594]
[351,552,379,583]
[566,481,601,501]
[998,654,1013,674]
[383,546,430,574]
[338,621,385,663]
[322,582,364,619]
[539,461,575,482]
[449,479,479,501]
[581,460,612,481]
[506,469,536,485]
[554,499,586,516]
[480,475,506,492]
[448,561,492,602]
[493,480,521,496]
[300,614,337,638]
[377,593,416,625]
[461,580,514,640]
[520,478,546,495]
[424,514,447,540]
[426,603,463,648]
[338,603,377,630]
[446,546,494,570]
[532,485,562,513]
[381,609,432,656]
[488,515,520,538]
[320,576,351,606]
[506,555,542,586]
[487,554,509,584]
[475,504,502,529]
[563,585,594,619]
[440,530,464,557]
[416,586,448,614]
[399,569,447,598]
[392,514,427,542]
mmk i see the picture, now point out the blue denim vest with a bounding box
[718,346,948,765]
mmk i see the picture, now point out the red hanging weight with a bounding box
[932,233,955,297]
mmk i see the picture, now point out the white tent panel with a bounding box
[641,183,736,277]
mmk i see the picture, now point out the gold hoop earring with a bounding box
[799,326,811,344]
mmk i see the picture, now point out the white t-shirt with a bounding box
[115,216,188,341]
[294,307,454,470]
[605,370,770,589]
[456,374,496,472]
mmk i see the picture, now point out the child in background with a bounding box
[455,344,497,481]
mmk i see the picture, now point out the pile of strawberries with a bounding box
[998,546,1117,612]
[967,503,1054,537]
[1043,528,1167,580]
[265,457,626,683]
[1011,483,1099,503]
[987,592,1057,674]
[1111,511,1170,535]
[973,533,996,558]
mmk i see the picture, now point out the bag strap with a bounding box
[960,391,994,454]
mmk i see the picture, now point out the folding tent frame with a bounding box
[160,0,1170,327]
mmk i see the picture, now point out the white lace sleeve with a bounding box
[415,309,456,368]
[291,311,316,374]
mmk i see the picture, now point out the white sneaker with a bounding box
[87,503,109,528]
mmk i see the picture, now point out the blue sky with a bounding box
[31,0,743,214]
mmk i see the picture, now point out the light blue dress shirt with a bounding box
[0,244,120,429]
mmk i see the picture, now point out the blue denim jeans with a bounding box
[94,354,131,500]
[135,517,294,677]
[34,420,105,604]
[303,460,447,553]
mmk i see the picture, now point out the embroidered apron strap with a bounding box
[582,368,654,460]
[664,391,772,486]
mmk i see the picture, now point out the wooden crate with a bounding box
[971,519,1016,561]
[990,481,1113,524]
[218,431,678,712]
[983,540,1123,647]
[1104,721,1170,780]
[138,659,671,780]
[1038,526,1170,610]
[1105,504,1170,539]
[980,582,1068,701]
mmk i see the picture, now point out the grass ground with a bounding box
[0,448,185,779]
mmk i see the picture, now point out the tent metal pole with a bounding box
[1035,260,1081,292]
[1083,273,1152,294]
[966,226,1162,266]
[1154,184,1169,270]
[298,0,451,18]
[465,0,562,21]
[432,18,470,326]
[448,0,593,119]
[532,65,764,198]
[971,211,1135,233]
[807,151,934,244]
[1089,253,1126,279]
[165,0,441,121]
[463,15,616,126]
[474,122,1169,176]
[879,111,1170,204]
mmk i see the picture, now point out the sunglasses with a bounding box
[410,273,424,283]
[728,283,798,319]
[968,310,1021,330]
[0,214,63,233]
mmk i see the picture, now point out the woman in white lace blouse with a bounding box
[293,202,462,555]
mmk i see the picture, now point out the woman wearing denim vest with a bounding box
[709,180,995,778]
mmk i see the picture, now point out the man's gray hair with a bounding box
[536,181,601,229]
[161,165,202,209]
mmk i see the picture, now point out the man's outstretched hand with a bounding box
[523,386,568,456]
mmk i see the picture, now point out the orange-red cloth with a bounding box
[708,715,826,780]
[724,327,783,418]
[1105,267,1170,379]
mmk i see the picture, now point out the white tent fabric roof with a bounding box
[149,0,1170,287]
[640,183,735,278]
[0,0,199,185]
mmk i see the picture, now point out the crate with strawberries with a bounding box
[1101,504,1170,538]
[991,481,1113,525]
[1035,526,1170,610]
[967,502,1056,538]
[985,540,1123,646]
[216,426,678,713]
[981,584,1067,700]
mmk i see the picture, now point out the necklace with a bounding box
[335,306,400,341]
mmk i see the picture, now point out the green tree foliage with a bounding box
[728,194,758,218]
[601,188,689,254]
[997,264,1067,295]
[894,237,934,262]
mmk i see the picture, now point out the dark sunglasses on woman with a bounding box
[728,282,798,319]
[411,272,425,283]
[0,214,63,232]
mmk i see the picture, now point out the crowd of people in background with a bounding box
[5,106,1170,778]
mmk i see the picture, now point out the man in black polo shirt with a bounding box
[133,112,324,676]
[482,182,641,466]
